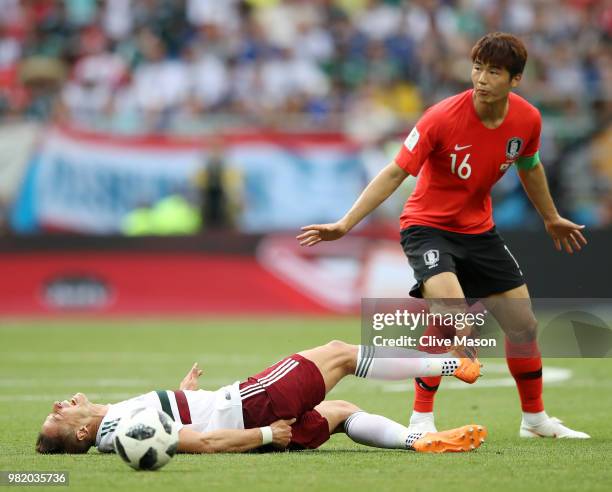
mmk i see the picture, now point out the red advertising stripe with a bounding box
[54,123,362,151]
[173,391,192,425]
[0,252,332,315]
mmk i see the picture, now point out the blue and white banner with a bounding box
[12,127,366,234]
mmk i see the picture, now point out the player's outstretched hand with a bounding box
[270,418,296,449]
[179,363,204,391]
[544,217,587,254]
[297,222,348,247]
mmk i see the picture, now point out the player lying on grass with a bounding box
[37,340,485,455]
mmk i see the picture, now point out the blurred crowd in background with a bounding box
[1,0,610,130]
[0,0,610,232]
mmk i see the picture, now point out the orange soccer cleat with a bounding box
[451,350,482,384]
[412,425,488,453]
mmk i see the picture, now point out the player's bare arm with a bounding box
[177,419,295,454]
[297,161,408,247]
[518,163,587,254]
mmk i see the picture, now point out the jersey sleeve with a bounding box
[97,426,119,453]
[96,412,122,453]
[515,109,542,170]
[394,108,440,176]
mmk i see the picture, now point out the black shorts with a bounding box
[400,225,525,299]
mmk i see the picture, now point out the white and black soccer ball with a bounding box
[113,407,179,471]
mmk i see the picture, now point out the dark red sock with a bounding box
[505,338,544,413]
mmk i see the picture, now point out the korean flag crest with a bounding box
[506,137,523,160]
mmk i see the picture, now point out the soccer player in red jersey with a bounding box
[297,33,589,439]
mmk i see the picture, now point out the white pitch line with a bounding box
[0,352,268,365]
[0,379,151,388]
[0,365,574,401]
[381,364,572,392]
[0,393,136,402]
[0,377,235,388]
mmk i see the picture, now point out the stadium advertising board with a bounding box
[11,126,365,234]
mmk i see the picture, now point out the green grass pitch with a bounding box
[1,318,611,492]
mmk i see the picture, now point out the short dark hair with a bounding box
[36,431,90,454]
[471,32,528,78]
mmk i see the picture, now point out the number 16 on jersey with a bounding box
[450,153,472,180]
